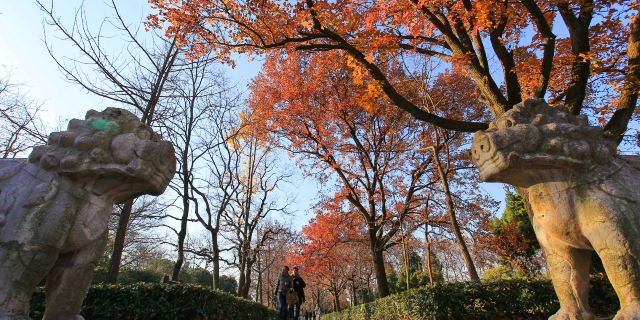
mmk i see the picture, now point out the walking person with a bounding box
[275,266,293,320]
[289,266,306,319]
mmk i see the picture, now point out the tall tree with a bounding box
[222,125,291,298]
[188,103,242,289]
[160,55,229,280]
[483,191,542,275]
[39,0,181,284]
[108,197,172,271]
[414,68,499,280]
[290,210,370,312]
[251,51,496,289]
[251,225,296,307]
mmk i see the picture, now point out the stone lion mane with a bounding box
[26,108,174,195]
[488,99,618,168]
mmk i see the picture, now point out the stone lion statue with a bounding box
[0,108,175,320]
[471,99,640,320]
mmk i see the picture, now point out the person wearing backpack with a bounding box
[289,266,306,319]
[275,266,293,320]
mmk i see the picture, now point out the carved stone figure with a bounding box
[471,99,640,320]
[0,108,175,320]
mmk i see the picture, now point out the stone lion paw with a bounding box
[613,304,640,320]
[549,308,595,320]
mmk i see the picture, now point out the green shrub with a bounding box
[481,265,529,282]
[322,278,617,320]
[30,283,276,320]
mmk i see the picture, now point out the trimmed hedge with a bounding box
[30,283,277,320]
[322,278,618,320]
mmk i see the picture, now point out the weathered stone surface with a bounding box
[472,99,640,320]
[0,108,176,320]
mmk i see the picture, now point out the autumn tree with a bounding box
[148,0,638,302]
[483,191,543,277]
[398,61,498,280]
[249,51,444,296]
[251,224,297,307]
[149,0,638,146]
[249,51,498,294]
[413,125,497,282]
[290,210,370,311]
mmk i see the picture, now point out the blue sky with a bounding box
[0,0,102,122]
[0,0,260,124]
[0,0,506,233]
[0,0,323,230]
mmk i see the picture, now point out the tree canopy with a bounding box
[149,0,638,143]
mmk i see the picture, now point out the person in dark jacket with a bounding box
[275,266,293,320]
[289,266,306,319]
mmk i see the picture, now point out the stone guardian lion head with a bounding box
[470,99,617,186]
[27,108,176,201]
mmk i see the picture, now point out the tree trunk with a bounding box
[241,259,254,298]
[401,224,410,290]
[211,229,220,289]
[332,290,341,312]
[432,147,480,281]
[238,256,246,296]
[425,222,434,286]
[237,246,254,298]
[172,159,190,280]
[368,231,390,297]
[267,262,273,308]
[315,288,321,311]
[604,15,640,143]
[256,252,263,303]
[350,280,358,306]
[107,200,133,284]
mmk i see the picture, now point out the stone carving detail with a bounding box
[0,108,175,320]
[472,99,640,320]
